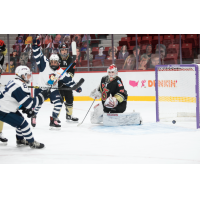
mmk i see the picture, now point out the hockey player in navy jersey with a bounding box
[31,37,82,129]
[0,65,50,149]
[0,40,8,143]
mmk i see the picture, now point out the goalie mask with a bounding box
[107,64,118,80]
[58,43,69,59]
[49,54,60,70]
[15,65,32,84]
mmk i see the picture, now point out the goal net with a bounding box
[155,64,200,129]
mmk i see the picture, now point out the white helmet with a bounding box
[107,64,118,79]
[49,54,60,70]
[15,65,32,84]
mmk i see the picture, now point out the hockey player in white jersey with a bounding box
[0,66,51,149]
[31,37,82,129]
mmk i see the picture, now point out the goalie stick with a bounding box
[77,99,96,127]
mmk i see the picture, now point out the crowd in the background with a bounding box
[2,34,198,73]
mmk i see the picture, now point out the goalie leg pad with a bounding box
[103,112,142,126]
[90,102,104,124]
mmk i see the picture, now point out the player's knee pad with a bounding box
[90,102,104,124]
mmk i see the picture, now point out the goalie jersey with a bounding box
[98,76,128,106]
[32,45,76,89]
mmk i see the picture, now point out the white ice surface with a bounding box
[0,101,200,164]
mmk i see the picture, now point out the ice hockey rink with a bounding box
[0,100,200,164]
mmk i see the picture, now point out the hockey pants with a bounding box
[0,110,34,143]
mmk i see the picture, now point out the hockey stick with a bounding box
[28,78,84,91]
[77,99,96,127]
[53,61,75,86]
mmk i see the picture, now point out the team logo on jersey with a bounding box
[48,73,57,85]
[120,89,124,93]
[102,88,109,101]
[102,83,105,88]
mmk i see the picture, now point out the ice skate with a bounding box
[0,132,8,143]
[16,139,29,147]
[49,116,61,130]
[66,114,78,122]
[57,118,61,123]
[29,140,44,149]
[31,115,36,128]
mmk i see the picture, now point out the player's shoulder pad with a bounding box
[14,79,30,94]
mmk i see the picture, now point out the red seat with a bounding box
[104,47,110,51]
[164,35,174,40]
[76,60,89,72]
[92,47,99,52]
[164,54,178,64]
[140,36,152,45]
[119,37,131,46]
[168,44,179,52]
[117,46,121,51]
[182,43,193,59]
[104,59,113,66]
[115,59,125,70]
[129,37,141,46]
[184,38,196,48]
[92,59,103,67]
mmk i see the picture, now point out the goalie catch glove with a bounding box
[90,88,101,100]
[104,94,118,108]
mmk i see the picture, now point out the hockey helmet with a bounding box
[15,65,32,84]
[49,54,60,70]
[58,43,69,59]
[107,64,118,79]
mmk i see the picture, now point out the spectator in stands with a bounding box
[118,45,129,60]
[146,44,152,59]
[107,47,117,60]
[15,36,24,45]
[6,59,15,73]
[84,47,93,62]
[82,34,91,43]
[72,34,82,47]
[138,54,148,70]
[94,46,106,64]
[133,46,140,61]
[76,47,82,67]
[19,52,29,66]
[46,42,55,54]
[122,55,136,70]
[53,34,62,45]
[15,45,22,56]
[81,41,88,52]
[155,44,166,65]
[0,39,7,71]
[43,48,49,59]
[63,34,71,45]
[10,49,19,68]
[147,54,160,69]
[44,35,52,45]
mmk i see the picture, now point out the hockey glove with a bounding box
[37,89,51,104]
[76,87,82,93]
[104,94,118,108]
[90,88,101,100]
[20,107,36,118]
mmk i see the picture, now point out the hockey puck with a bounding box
[172,120,176,124]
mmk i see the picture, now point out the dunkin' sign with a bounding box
[129,80,177,88]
